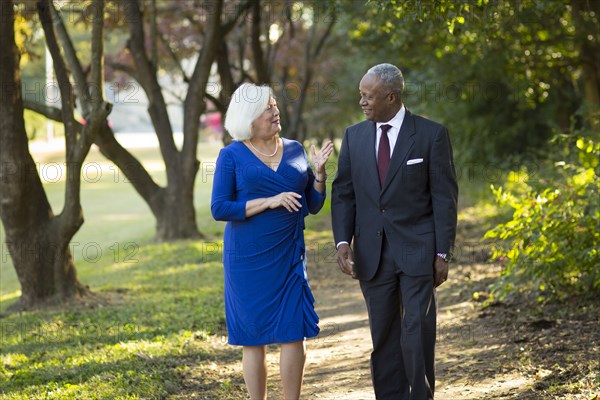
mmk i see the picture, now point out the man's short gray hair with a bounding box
[367,63,404,95]
[225,83,273,141]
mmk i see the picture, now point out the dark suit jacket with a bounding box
[331,109,458,280]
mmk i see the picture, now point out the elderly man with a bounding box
[332,63,458,399]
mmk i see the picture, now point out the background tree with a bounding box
[0,0,110,310]
[211,0,340,143]
[22,1,352,242]
[353,0,600,163]
[24,0,247,241]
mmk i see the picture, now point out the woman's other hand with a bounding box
[269,192,302,212]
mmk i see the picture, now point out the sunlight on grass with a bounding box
[0,290,20,304]
[458,202,502,224]
[0,238,225,399]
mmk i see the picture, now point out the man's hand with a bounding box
[433,257,449,287]
[337,243,356,277]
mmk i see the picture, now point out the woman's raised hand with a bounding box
[310,140,334,175]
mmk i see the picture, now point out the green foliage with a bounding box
[354,0,598,164]
[484,133,600,299]
[23,110,64,141]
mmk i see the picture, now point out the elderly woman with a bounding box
[211,83,333,400]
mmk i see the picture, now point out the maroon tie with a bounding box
[377,124,392,186]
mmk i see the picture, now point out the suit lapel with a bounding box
[382,109,416,192]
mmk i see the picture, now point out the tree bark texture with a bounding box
[0,0,90,310]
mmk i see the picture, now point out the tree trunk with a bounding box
[155,170,199,240]
[572,0,600,129]
[119,0,223,241]
[0,0,87,310]
[6,228,87,310]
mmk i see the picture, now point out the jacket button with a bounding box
[377,231,382,237]
[380,209,386,213]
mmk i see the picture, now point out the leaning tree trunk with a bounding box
[120,0,223,241]
[0,0,87,310]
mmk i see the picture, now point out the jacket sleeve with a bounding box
[211,148,247,221]
[304,148,326,215]
[429,126,458,255]
[331,129,356,245]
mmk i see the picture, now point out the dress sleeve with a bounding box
[303,147,326,215]
[211,148,247,221]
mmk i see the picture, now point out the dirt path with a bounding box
[180,216,599,399]
[185,260,538,399]
[302,259,534,400]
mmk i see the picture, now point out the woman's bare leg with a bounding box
[243,345,267,400]
[280,340,306,399]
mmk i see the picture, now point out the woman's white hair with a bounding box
[224,83,273,141]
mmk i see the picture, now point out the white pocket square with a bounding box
[406,158,424,165]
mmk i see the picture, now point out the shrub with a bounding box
[484,134,599,299]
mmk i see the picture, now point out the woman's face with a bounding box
[251,97,281,138]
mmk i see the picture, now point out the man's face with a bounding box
[358,73,397,122]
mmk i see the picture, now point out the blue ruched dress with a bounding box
[211,138,324,346]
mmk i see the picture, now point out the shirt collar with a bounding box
[376,105,405,132]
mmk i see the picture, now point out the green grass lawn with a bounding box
[0,139,236,399]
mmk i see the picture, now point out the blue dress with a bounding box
[211,138,324,346]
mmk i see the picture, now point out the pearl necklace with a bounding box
[248,138,279,157]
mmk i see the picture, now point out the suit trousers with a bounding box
[359,235,437,400]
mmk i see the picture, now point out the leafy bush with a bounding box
[484,134,599,299]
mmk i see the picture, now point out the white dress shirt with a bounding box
[375,106,405,158]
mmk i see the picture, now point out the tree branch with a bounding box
[49,3,91,115]
[109,62,138,81]
[312,10,336,59]
[250,0,269,83]
[122,0,179,164]
[23,100,64,123]
[182,0,223,172]
[157,31,190,83]
[39,0,83,234]
[38,0,77,154]
[222,0,252,35]
[149,0,158,69]
[205,92,224,114]
[215,41,234,111]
